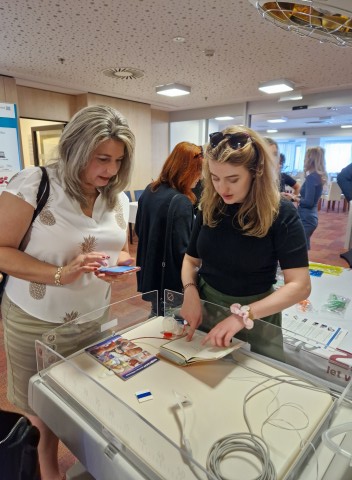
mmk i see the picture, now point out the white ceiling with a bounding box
[1,0,352,132]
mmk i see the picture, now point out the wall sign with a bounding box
[0,102,22,191]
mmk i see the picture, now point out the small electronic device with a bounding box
[98,265,141,275]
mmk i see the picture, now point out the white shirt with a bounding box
[5,166,129,323]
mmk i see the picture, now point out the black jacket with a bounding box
[135,183,195,297]
[337,163,352,203]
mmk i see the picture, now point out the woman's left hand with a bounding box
[201,314,244,348]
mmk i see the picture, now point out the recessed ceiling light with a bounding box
[215,116,234,121]
[267,118,287,124]
[267,129,278,133]
[278,91,303,102]
[258,79,294,94]
[156,83,191,97]
[341,125,352,129]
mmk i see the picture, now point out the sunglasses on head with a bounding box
[209,132,252,150]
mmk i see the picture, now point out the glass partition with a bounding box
[35,291,352,480]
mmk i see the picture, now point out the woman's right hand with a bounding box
[61,252,110,285]
[180,288,202,341]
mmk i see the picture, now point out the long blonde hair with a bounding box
[304,147,328,184]
[201,126,280,237]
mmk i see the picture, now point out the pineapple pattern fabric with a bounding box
[4,166,130,324]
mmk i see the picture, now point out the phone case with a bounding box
[98,266,140,274]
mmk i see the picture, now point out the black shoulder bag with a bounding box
[0,166,50,301]
[0,410,41,480]
[159,194,180,315]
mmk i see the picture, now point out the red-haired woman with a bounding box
[135,142,203,314]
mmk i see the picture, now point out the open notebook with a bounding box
[159,330,243,366]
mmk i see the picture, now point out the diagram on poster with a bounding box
[0,103,22,191]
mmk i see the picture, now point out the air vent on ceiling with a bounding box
[248,1,352,47]
[102,67,145,80]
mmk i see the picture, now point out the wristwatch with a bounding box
[240,305,254,321]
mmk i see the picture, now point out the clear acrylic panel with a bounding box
[34,290,352,479]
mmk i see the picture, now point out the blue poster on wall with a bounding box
[0,102,22,192]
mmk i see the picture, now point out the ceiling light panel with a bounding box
[267,118,288,123]
[155,83,191,97]
[258,79,295,94]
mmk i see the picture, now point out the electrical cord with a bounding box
[205,356,343,480]
[207,432,276,480]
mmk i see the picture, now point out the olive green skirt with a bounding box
[198,277,285,363]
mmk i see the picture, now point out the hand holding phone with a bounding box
[98,265,141,275]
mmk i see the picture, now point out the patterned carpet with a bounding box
[0,205,349,475]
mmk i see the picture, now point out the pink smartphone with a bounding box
[98,266,141,275]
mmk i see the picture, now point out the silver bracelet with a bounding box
[54,266,63,286]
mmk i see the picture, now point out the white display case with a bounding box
[29,290,352,480]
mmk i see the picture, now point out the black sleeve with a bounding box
[283,173,297,188]
[274,201,309,270]
[171,198,195,260]
[186,211,203,259]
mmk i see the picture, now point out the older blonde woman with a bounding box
[0,105,136,480]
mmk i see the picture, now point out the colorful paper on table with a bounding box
[309,262,344,276]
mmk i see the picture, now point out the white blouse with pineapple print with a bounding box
[5,166,129,324]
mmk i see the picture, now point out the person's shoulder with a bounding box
[278,198,297,217]
[339,163,352,176]
[6,166,44,191]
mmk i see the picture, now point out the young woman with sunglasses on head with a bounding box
[135,142,203,314]
[180,126,310,360]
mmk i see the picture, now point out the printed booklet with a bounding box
[86,334,159,380]
[159,330,243,366]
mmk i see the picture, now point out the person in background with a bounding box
[337,163,352,203]
[298,146,328,250]
[135,142,203,313]
[265,138,300,201]
[0,105,136,480]
[279,153,300,201]
[180,127,310,358]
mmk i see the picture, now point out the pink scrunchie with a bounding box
[230,303,254,330]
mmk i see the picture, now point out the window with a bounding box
[320,138,352,174]
[277,140,306,174]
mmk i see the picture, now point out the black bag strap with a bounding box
[32,166,50,222]
[0,168,50,293]
[160,194,180,297]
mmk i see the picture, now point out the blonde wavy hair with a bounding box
[304,147,328,184]
[201,126,280,237]
[51,105,135,209]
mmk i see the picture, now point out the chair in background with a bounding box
[124,191,132,202]
[134,189,144,201]
[321,182,344,212]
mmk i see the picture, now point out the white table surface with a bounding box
[33,317,336,480]
[283,267,352,343]
[282,266,352,387]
